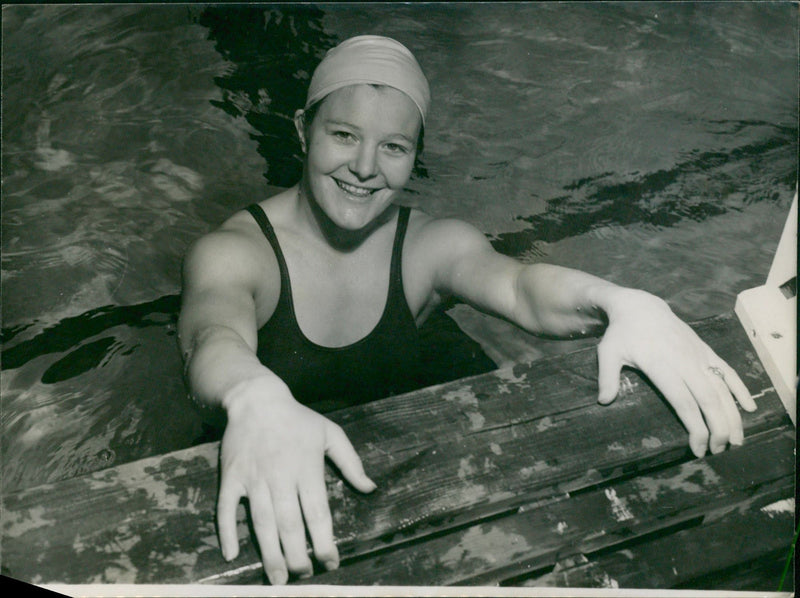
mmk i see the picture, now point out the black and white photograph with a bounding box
[2,2,797,595]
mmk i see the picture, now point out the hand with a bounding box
[216,376,376,585]
[595,289,757,457]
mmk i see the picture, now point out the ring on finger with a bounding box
[708,366,725,379]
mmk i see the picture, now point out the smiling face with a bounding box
[295,84,422,232]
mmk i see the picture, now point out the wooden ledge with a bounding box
[2,313,794,590]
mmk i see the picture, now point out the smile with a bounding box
[335,179,376,199]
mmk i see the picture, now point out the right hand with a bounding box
[216,375,377,585]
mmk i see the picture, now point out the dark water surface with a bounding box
[2,3,797,491]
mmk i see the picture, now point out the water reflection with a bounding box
[1,3,796,492]
[492,123,795,254]
[197,5,335,187]
[196,5,428,185]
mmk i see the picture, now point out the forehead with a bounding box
[316,85,422,136]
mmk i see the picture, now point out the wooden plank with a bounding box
[520,495,795,591]
[1,314,791,585]
[287,425,795,588]
[332,312,778,445]
[1,447,227,585]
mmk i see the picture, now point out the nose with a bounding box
[350,143,378,180]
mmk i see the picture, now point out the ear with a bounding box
[294,109,307,153]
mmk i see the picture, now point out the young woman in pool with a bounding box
[178,35,756,585]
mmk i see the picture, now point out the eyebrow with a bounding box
[385,133,416,145]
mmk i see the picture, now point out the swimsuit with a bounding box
[187,204,496,429]
[245,203,423,413]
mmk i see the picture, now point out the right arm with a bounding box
[178,222,375,585]
[178,224,275,410]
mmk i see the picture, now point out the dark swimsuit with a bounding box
[245,203,424,413]
[188,204,496,430]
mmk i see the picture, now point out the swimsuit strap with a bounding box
[245,202,411,338]
[244,203,291,295]
[244,202,422,409]
[389,205,411,293]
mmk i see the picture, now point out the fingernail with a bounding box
[268,569,288,586]
[324,559,339,571]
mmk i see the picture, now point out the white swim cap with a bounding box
[305,35,430,126]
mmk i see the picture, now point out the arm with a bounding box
[421,218,756,458]
[178,225,375,584]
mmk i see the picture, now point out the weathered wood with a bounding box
[1,447,225,584]
[520,493,795,591]
[1,313,793,587]
[289,425,795,587]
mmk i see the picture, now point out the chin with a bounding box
[331,196,396,229]
[332,206,385,231]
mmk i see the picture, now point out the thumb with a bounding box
[597,338,622,405]
[324,421,377,493]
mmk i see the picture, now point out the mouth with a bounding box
[335,179,377,200]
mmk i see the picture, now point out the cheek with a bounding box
[381,156,415,189]
[307,138,342,172]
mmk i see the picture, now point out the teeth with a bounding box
[336,180,373,198]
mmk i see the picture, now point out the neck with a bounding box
[296,182,396,252]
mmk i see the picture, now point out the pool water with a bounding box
[2,3,797,492]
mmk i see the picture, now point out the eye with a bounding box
[330,129,356,143]
[384,142,410,155]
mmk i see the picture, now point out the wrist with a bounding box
[222,372,293,419]
[590,284,671,322]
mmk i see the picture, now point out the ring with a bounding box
[708,366,724,378]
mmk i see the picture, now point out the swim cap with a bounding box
[305,35,431,126]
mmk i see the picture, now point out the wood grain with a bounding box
[2,313,793,588]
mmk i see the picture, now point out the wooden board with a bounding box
[521,493,795,591]
[289,425,795,588]
[1,313,794,589]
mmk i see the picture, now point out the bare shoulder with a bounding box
[405,209,496,267]
[182,205,278,295]
[404,208,522,313]
[402,208,501,303]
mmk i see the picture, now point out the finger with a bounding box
[249,481,288,586]
[299,469,339,571]
[325,422,377,493]
[684,365,732,454]
[596,337,622,405]
[708,370,745,446]
[216,473,244,562]
[717,360,757,412]
[645,367,710,457]
[271,481,314,577]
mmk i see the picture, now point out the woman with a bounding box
[178,35,756,585]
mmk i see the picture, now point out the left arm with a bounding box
[418,217,756,457]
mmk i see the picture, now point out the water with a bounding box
[2,3,797,492]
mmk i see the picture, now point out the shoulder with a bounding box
[403,208,522,309]
[182,205,279,294]
[405,208,497,268]
[401,207,501,298]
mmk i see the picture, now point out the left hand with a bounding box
[595,289,757,457]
